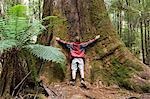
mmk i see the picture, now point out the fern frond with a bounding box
[26,44,66,64]
[42,16,66,28]
[0,16,44,45]
[0,39,18,53]
[17,19,45,44]
[8,4,27,17]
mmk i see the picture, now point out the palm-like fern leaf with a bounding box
[0,39,18,53]
[8,5,27,17]
[26,44,66,64]
[17,19,45,44]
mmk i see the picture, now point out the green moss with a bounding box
[89,0,108,27]
[110,59,139,89]
[99,68,115,85]
[97,58,134,87]
[118,79,133,90]
[42,62,66,84]
[50,14,68,40]
[130,83,150,93]
[52,63,66,82]
[111,59,133,80]
[95,58,149,93]
[90,61,114,85]
[29,55,39,84]
[90,62,102,82]
[124,59,143,71]
[140,84,150,93]
[95,47,105,57]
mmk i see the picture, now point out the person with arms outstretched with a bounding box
[56,35,100,86]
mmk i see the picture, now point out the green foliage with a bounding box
[129,82,150,93]
[98,58,148,92]
[140,84,150,92]
[121,27,141,57]
[110,59,133,86]
[123,59,143,71]
[98,58,134,87]
[0,16,44,51]
[0,4,67,87]
[0,5,66,68]
[26,44,66,64]
[7,5,27,17]
[90,62,102,82]
[107,0,150,58]
[0,17,27,39]
[0,39,18,53]
[42,16,67,29]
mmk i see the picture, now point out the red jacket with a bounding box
[56,38,98,58]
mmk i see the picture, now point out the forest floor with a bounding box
[38,81,148,99]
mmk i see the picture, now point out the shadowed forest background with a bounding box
[0,0,150,98]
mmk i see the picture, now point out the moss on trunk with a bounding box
[39,0,150,92]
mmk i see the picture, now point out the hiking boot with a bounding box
[81,80,86,87]
[70,80,75,86]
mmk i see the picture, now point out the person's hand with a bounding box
[95,35,100,39]
[56,37,60,40]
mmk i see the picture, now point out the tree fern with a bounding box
[7,4,27,17]
[16,19,45,45]
[0,39,18,53]
[26,44,66,64]
[0,4,66,67]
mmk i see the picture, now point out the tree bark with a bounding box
[37,0,66,84]
[0,0,4,17]
[39,0,150,92]
[37,0,53,45]
[0,49,26,97]
[140,19,146,63]
[144,20,149,65]
[148,21,150,65]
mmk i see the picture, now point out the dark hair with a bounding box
[75,36,80,42]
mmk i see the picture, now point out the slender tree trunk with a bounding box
[144,20,149,65]
[119,10,122,38]
[140,19,145,63]
[38,0,42,20]
[117,0,123,38]
[130,23,133,51]
[125,0,131,48]
[0,0,4,17]
[147,21,150,65]
[117,11,120,35]
[114,10,117,29]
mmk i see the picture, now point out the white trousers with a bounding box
[71,58,84,80]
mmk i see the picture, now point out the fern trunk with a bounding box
[0,49,26,97]
[39,0,150,92]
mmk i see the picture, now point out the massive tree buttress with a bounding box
[39,0,150,92]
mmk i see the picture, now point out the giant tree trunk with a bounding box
[39,0,150,92]
[38,0,53,45]
[37,0,66,84]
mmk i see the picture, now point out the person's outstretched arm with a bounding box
[56,37,71,48]
[56,37,67,44]
[81,35,100,48]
